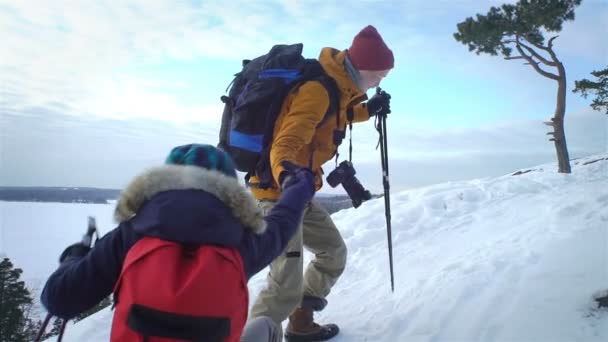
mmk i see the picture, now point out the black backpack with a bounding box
[218,43,340,188]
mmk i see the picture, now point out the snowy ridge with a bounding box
[319,155,608,341]
[39,155,608,341]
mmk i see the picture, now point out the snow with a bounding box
[1,155,607,341]
[0,202,116,293]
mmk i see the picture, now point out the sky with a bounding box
[2,154,606,341]
[1,0,607,193]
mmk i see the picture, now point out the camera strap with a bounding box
[348,122,353,162]
[346,108,354,163]
[333,107,342,168]
[334,108,355,168]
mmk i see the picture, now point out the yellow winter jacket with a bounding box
[249,48,372,200]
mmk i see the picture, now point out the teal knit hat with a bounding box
[165,144,237,178]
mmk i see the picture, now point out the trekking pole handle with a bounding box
[375,87,391,100]
[82,216,98,248]
[373,87,391,118]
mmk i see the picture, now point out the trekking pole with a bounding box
[374,87,394,292]
[57,320,68,342]
[35,217,99,341]
[34,313,53,341]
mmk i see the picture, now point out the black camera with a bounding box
[326,160,372,208]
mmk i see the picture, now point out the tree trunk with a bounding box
[552,62,571,173]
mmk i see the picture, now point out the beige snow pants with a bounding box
[249,199,347,330]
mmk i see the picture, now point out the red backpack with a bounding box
[111,237,249,342]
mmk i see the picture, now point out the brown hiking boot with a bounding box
[284,307,339,342]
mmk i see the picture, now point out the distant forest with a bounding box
[0,187,368,214]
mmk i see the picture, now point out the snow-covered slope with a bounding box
[13,155,607,341]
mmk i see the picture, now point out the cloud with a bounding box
[351,107,605,159]
[74,75,224,123]
[554,1,608,64]
[1,1,287,122]
[2,0,603,125]
[397,0,607,86]
[2,0,389,124]
[2,0,605,191]
[0,106,222,188]
[2,103,603,190]
[335,108,606,193]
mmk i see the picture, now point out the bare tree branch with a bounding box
[547,36,559,49]
[545,36,560,63]
[523,37,550,52]
[517,39,557,66]
[514,44,560,80]
[524,36,560,64]
[505,56,527,60]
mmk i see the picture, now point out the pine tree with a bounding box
[75,296,112,322]
[0,258,38,342]
[32,317,63,340]
[454,0,583,173]
[573,66,608,114]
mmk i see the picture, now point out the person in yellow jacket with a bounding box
[248,25,394,342]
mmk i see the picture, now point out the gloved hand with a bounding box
[278,161,316,205]
[59,243,92,263]
[367,89,391,116]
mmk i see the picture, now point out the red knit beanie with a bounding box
[347,25,394,71]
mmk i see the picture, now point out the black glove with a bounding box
[367,89,391,116]
[278,161,298,190]
[278,161,315,202]
[59,243,91,263]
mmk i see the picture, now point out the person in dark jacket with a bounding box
[40,143,315,341]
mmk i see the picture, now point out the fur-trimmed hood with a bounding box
[114,165,266,234]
